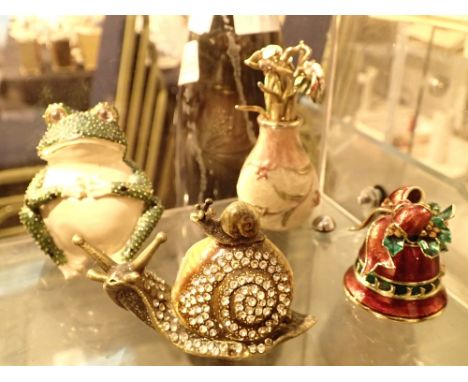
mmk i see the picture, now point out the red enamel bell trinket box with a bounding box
[344,186,454,322]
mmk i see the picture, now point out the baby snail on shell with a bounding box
[73,199,315,360]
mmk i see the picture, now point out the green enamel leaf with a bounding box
[429,202,441,214]
[418,239,440,257]
[439,240,448,252]
[438,205,454,221]
[439,227,452,244]
[431,216,445,229]
[383,236,405,257]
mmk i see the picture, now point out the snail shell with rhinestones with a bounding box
[171,199,310,348]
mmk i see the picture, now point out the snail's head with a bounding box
[72,232,167,308]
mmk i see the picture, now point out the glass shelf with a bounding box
[1,196,467,365]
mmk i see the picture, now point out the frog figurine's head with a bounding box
[37,102,127,163]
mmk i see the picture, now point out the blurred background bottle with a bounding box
[174,15,281,205]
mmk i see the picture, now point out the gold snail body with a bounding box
[73,199,315,360]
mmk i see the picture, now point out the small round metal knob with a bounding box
[312,215,336,233]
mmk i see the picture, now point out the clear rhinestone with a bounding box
[215,273,224,282]
[267,298,275,307]
[246,249,253,258]
[239,329,247,337]
[249,344,257,353]
[162,322,170,331]
[230,280,238,289]
[231,260,240,269]
[273,274,281,282]
[255,307,263,316]
[206,320,215,328]
[235,303,244,311]
[270,258,277,265]
[259,261,268,269]
[170,333,179,342]
[255,252,262,260]
[225,252,233,261]
[199,325,208,334]
[209,329,217,337]
[257,344,266,353]
[248,330,256,338]
[251,260,259,268]
[246,297,257,307]
[222,309,230,317]
[241,258,250,267]
[235,251,243,260]
[257,291,266,300]
[224,265,233,273]
[234,294,245,302]
[179,332,189,342]
[193,339,201,348]
[265,338,273,346]
[217,258,226,267]
[199,344,208,354]
[221,296,230,306]
[232,343,243,354]
[152,299,160,307]
[263,307,272,316]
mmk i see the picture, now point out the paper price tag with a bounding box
[233,16,281,35]
[188,15,214,35]
[178,40,200,85]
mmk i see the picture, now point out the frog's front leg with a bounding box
[19,204,66,265]
[121,197,164,261]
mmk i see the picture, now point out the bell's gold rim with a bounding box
[343,285,445,323]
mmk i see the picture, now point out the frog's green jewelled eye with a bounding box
[92,102,119,124]
[43,103,71,125]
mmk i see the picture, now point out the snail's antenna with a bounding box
[72,234,116,271]
[130,232,167,272]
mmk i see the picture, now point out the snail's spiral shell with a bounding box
[175,246,293,343]
[220,201,260,239]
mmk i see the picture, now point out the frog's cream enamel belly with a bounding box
[41,165,144,278]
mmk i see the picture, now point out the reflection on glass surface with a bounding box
[330,16,468,184]
[1,198,467,365]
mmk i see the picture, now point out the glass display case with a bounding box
[0,15,467,366]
